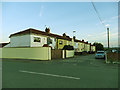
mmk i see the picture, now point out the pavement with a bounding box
[2,54,119,88]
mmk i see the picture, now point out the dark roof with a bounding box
[0,43,9,48]
[74,39,85,43]
[9,28,72,41]
[91,44,95,46]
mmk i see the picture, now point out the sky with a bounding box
[1,1,119,47]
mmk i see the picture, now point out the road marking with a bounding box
[19,70,80,80]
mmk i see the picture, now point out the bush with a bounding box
[62,45,74,50]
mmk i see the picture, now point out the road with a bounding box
[2,54,118,88]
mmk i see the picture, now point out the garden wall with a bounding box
[2,47,51,60]
[66,50,74,58]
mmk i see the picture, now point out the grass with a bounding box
[2,54,118,88]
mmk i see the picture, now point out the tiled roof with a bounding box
[74,39,85,43]
[9,28,72,41]
[0,43,9,48]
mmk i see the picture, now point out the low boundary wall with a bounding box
[66,50,74,58]
[2,47,51,60]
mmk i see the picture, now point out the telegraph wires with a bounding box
[91,0,106,27]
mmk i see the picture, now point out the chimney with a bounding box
[63,33,66,37]
[45,27,50,33]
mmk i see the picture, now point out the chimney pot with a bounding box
[45,27,50,33]
[63,33,66,37]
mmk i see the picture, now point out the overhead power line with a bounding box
[91,1,106,27]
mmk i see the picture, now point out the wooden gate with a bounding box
[51,49,63,59]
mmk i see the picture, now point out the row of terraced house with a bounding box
[5,28,95,53]
[3,27,96,54]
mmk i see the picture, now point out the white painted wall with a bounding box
[7,33,56,49]
[2,47,51,60]
[10,34,30,47]
[48,37,56,49]
[30,34,56,49]
[66,50,74,58]
[30,34,47,47]
[74,42,78,49]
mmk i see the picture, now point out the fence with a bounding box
[51,49,63,59]
[2,47,51,60]
[106,52,120,62]
[51,50,74,59]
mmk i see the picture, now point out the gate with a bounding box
[51,49,63,59]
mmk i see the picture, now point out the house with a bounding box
[0,43,9,48]
[5,28,57,49]
[56,33,72,49]
[73,37,85,53]
[84,41,90,53]
[5,28,73,50]
[91,44,96,53]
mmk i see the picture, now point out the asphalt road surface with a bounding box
[2,54,119,88]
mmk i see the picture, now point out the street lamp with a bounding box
[106,24,110,50]
[73,31,76,49]
[73,31,76,37]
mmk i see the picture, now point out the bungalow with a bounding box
[5,28,55,49]
[56,33,72,49]
[73,37,85,53]
[5,28,73,50]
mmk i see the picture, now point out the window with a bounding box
[59,40,63,45]
[34,37,41,42]
[69,42,71,45]
[47,37,52,45]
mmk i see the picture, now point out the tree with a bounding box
[93,42,104,51]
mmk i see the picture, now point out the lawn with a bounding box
[2,54,118,88]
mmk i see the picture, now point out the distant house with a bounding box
[5,28,72,49]
[84,41,91,53]
[91,44,96,52]
[74,39,85,53]
[57,33,72,49]
[0,43,9,48]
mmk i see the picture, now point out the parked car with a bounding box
[111,49,117,53]
[95,51,105,59]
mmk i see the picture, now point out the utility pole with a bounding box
[107,27,110,49]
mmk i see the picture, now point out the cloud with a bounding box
[96,15,119,26]
[111,15,120,20]
[80,31,118,47]
[39,5,44,17]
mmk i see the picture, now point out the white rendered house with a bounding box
[5,28,57,49]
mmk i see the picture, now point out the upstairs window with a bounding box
[59,41,63,45]
[34,37,41,42]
